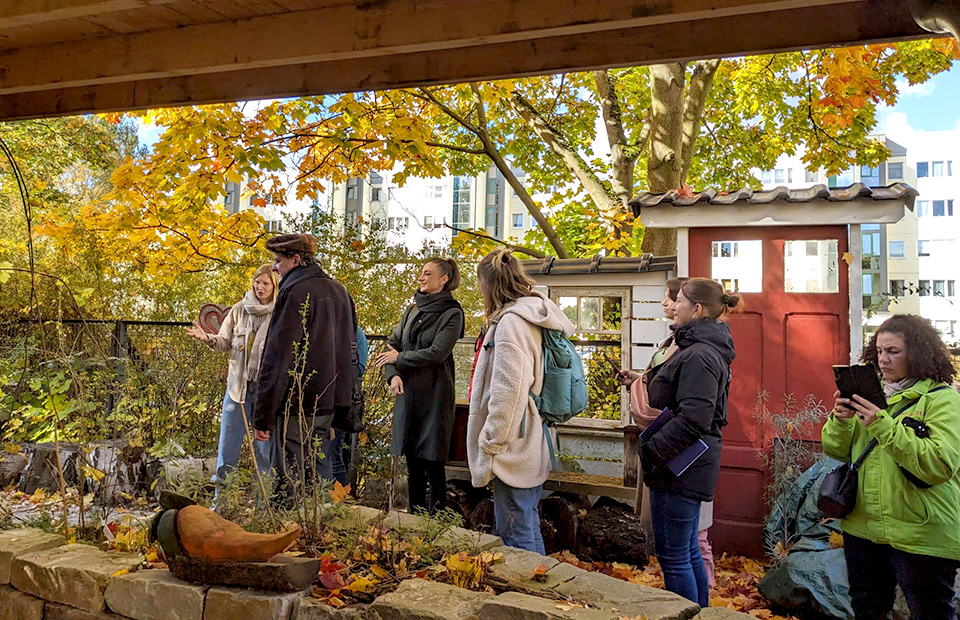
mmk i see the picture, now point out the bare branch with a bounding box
[442,224,546,258]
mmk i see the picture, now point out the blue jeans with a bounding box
[493,478,545,555]
[215,382,274,482]
[649,488,709,607]
[330,430,348,486]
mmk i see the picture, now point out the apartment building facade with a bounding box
[326,164,538,251]
[759,135,958,342]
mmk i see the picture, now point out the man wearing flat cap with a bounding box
[253,233,357,499]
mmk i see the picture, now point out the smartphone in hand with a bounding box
[833,364,887,410]
[606,355,622,378]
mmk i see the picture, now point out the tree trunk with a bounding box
[642,63,686,257]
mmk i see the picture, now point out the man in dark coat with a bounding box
[253,233,357,498]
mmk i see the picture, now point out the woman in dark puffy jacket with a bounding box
[640,277,740,607]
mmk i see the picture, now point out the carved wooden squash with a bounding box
[175,505,301,563]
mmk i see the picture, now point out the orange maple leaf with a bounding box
[330,481,351,503]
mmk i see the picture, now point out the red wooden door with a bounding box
[689,226,849,557]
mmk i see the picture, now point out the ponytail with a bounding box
[426,257,461,291]
[477,249,536,319]
[680,278,744,320]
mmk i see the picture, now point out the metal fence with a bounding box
[1,319,623,450]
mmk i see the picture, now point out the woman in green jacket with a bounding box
[822,314,960,620]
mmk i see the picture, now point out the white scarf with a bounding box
[883,377,918,399]
[236,289,273,352]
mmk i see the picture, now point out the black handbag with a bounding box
[817,392,934,518]
[332,338,366,433]
[332,382,365,433]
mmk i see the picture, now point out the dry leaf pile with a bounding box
[553,551,801,620]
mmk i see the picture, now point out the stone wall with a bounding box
[0,506,751,620]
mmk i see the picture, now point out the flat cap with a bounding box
[265,233,317,255]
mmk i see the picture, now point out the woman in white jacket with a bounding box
[468,250,575,554]
[185,264,279,483]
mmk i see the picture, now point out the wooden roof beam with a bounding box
[0,0,857,95]
[0,0,175,29]
[0,0,929,121]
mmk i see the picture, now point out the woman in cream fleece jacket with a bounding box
[468,249,575,554]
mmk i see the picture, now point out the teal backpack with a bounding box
[520,328,589,468]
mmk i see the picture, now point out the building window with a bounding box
[917,162,929,177]
[949,280,956,297]
[860,165,880,185]
[918,240,930,257]
[425,185,444,199]
[805,169,818,183]
[346,186,356,199]
[451,176,472,231]
[917,201,929,217]
[889,280,905,296]
[424,216,434,228]
[888,240,904,258]
[712,241,740,258]
[887,162,903,180]
[934,280,946,297]
[761,170,772,183]
[264,220,282,232]
[774,169,785,183]
[932,161,945,177]
[919,280,930,296]
[371,187,382,202]
[511,213,524,228]
[720,278,740,292]
[828,168,855,188]
[486,178,497,194]
[224,181,240,214]
[387,217,409,230]
[933,200,954,217]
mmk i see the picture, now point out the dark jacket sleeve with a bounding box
[395,309,464,370]
[383,305,412,385]
[253,289,305,432]
[642,347,723,468]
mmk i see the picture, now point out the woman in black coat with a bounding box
[376,258,465,515]
[641,277,740,607]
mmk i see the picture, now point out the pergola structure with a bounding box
[0,0,956,121]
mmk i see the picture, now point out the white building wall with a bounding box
[910,130,960,341]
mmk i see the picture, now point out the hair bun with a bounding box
[722,293,740,308]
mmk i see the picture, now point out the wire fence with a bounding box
[0,319,623,453]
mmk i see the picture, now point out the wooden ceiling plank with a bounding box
[0,0,860,95]
[0,0,178,29]
[0,0,928,121]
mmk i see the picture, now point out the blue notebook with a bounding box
[640,408,709,477]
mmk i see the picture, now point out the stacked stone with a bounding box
[0,505,746,620]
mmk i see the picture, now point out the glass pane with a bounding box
[784,239,840,293]
[558,297,578,326]
[710,239,762,292]
[580,297,600,330]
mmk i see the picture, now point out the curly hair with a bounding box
[861,314,956,383]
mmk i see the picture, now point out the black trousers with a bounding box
[407,457,446,515]
[843,532,959,620]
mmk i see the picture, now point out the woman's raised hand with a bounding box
[848,394,882,426]
[184,321,209,343]
[389,375,404,396]
[832,390,857,420]
[376,344,400,367]
[618,369,641,387]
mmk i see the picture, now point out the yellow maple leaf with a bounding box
[370,565,390,579]
[347,575,377,593]
[828,531,844,548]
[329,481,351,503]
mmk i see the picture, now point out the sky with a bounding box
[876,62,960,149]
